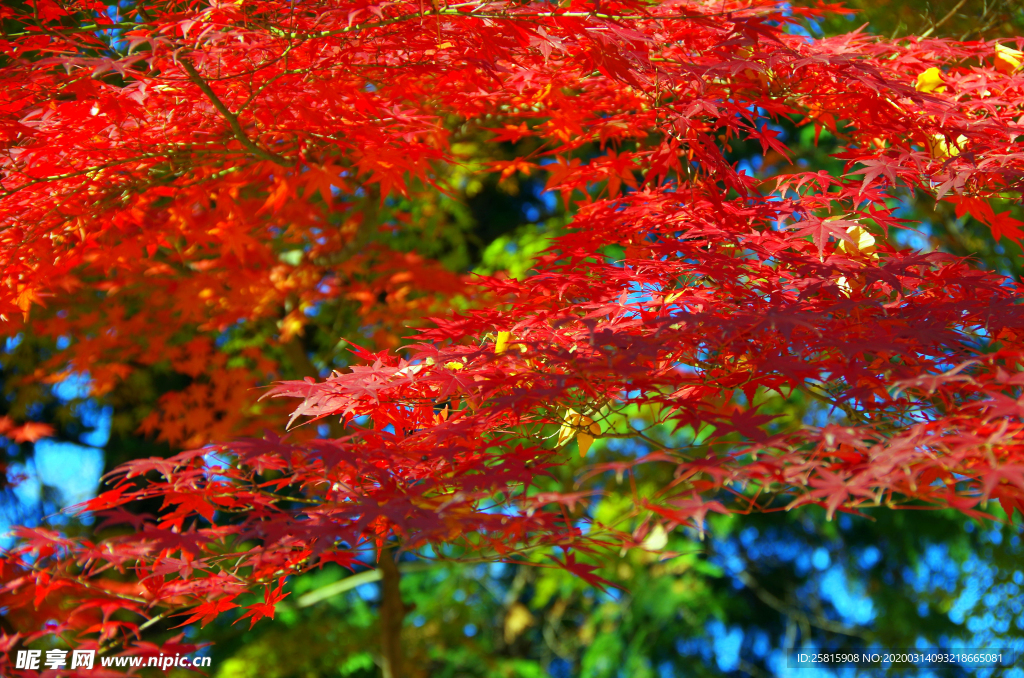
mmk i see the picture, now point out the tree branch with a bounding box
[736,570,869,639]
[177,58,292,166]
[919,0,969,38]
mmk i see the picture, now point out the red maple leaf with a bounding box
[174,596,239,629]
[236,579,290,629]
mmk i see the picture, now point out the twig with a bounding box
[97,612,171,658]
[736,569,869,639]
[177,58,292,166]
[919,0,969,39]
[293,562,434,608]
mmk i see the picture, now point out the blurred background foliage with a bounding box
[2,0,1024,676]
[803,0,1024,42]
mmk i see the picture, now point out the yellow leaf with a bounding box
[278,313,305,342]
[927,132,968,159]
[835,224,878,295]
[577,431,594,456]
[837,224,877,257]
[641,524,669,551]
[444,361,464,370]
[495,331,511,354]
[576,417,600,457]
[558,408,601,455]
[557,408,581,447]
[504,603,535,643]
[995,44,1023,74]
[916,67,946,93]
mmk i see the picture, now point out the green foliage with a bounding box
[796,0,1024,40]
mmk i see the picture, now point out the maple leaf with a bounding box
[850,157,899,193]
[7,422,54,443]
[994,44,1023,74]
[987,212,1024,244]
[557,408,602,456]
[789,216,862,258]
[236,579,290,629]
[980,464,1024,506]
[93,507,154,532]
[302,163,347,204]
[753,123,792,160]
[915,67,946,93]
[494,331,513,354]
[927,133,968,160]
[836,224,877,257]
[173,596,239,629]
[74,485,132,514]
[952,197,1024,243]
[548,550,623,594]
[645,495,729,540]
[486,123,532,143]
[489,159,538,182]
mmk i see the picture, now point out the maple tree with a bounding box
[1,0,1024,674]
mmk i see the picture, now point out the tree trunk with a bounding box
[378,545,408,678]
